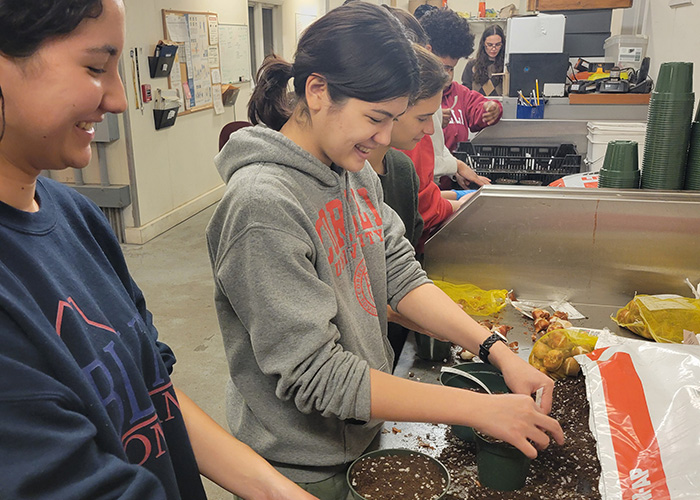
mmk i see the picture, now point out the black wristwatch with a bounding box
[478,332,507,364]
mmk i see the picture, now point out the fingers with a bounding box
[512,438,538,460]
[538,381,554,414]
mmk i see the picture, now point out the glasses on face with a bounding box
[485,42,502,49]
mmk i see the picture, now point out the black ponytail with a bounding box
[248,2,419,130]
[248,56,295,131]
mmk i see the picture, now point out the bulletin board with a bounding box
[219,24,252,84]
[162,9,224,115]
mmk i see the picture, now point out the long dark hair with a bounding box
[473,24,505,87]
[0,0,104,58]
[248,2,419,131]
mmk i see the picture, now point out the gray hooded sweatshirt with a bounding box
[206,126,430,482]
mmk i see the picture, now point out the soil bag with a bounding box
[578,341,700,499]
[432,280,508,316]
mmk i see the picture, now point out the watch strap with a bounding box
[478,332,507,364]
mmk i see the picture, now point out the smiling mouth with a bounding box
[76,121,95,132]
[356,145,371,154]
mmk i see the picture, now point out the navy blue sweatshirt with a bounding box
[0,178,206,499]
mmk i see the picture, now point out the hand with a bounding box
[499,355,556,414]
[482,100,500,125]
[455,160,491,188]
[470,393,565,459]
[441,107,452,128]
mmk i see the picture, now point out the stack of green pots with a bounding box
[684,104,700,190]
[641,62,694,190]
[598,140,640,188]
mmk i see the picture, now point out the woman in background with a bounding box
[462,24,506,96]
[0,1,316,498]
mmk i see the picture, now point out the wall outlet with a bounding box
[669,0,693,7]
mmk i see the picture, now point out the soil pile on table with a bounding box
[439,375,601,499]
[350,452,448,500]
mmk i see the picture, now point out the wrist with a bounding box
[478,332,508,365]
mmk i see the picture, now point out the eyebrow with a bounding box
[371,108,406,120]
[86,45,119,56]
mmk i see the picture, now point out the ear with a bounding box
[425,44,433,54]
[305,73,330,113]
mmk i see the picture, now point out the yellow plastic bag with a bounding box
[529,328,597,380]
[432,280,507,316]
[612,294,700,344]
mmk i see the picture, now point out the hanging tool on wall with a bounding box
[129,48,144,114]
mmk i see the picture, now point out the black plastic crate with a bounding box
[454,142,582,186]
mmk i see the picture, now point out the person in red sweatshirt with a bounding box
[420,8,503,151]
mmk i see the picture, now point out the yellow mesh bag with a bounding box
[529,329,597,380]
[612,295,700,344]
[432,280,508,316]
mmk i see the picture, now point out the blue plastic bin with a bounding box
[516,103,545,119]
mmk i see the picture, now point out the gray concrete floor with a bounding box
[122,204,229,500]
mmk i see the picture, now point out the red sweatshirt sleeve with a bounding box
[400,137,453,234]
[459,83,503,133]
[442,83,504,151]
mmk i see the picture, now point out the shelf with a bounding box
[568,93,651,105]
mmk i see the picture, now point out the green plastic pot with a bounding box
[347,448,451,500]
[414,333,452,362]
[474,431,531,491]
[439,363,509,442]
[655,62,694,94]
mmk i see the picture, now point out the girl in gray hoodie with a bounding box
[207,3,564,498]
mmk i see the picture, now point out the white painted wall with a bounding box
[72,0,318,243]
[644,1,700,96]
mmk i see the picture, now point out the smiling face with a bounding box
[390,92,441,150]
[304,84,409,172]
[484,34,503,60]
[0,0,127,175]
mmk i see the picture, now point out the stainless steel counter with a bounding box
[424,185,700,307]
[377,184,700,455]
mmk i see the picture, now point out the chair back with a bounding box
[219,121,252,151]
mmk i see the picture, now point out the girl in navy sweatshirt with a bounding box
[0,1,318,499]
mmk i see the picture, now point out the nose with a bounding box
[374,122,393,147]
[424,119,435,136]
[102,70,128,114]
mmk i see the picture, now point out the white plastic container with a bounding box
[586,121,647,172]
[604,34,649,69]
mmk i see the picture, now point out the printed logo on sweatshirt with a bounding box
[54,296,178,465]
[315,187,384,277]
[314,187,383,314]
[449,108,465,126]
[353,259,377,316]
